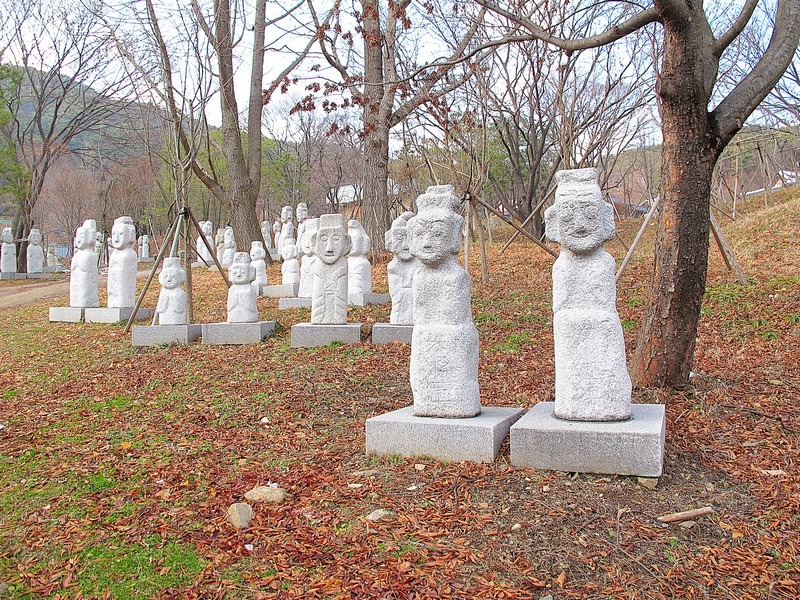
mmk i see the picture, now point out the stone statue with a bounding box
[544,167,631,422]
[94,231,104,266]
[347,220,372,303]
[260,220,270,246]
[295,202,308,246]
[215,228,225,264]
[281,240,300,285]
[155,257,187,325]
[196,221,214,264]
[1,227,16,273]
[277,205,295,252]
[297,217,319,298]
[70,219,100,308]
[271,217,282,249]
[26,229,45,273]
[311,214,351,324]
[47,243,58,270]
[227,252,258,323]
[250,240,269,291]
[221,226,236,268]
[408,185,480,418]
[108,216,138,308]
[138,235,150,260]
[385,211,419,325]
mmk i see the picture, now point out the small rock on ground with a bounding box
[244,486,290,504]
[679,520,696,529]
[637,477,659,490]
[365,509,394,522]
[226,502,254,529]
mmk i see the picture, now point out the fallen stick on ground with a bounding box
[657,506,715,523]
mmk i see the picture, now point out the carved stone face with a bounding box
[159,263,185,289]
[281,206,293,223]
[202,221,213,236]
[224,227,235,247]
[408,212,457,266]
[296,204,308,222]
[301,219,319,256]
[555,195,608,254]
[229,261,251,284]
[76,224,96,250]
[250,241,266,261]
[314,225,349,265]
[111,220,135,250]
[388,226,411,261]
[1,228,13,244]
[280,242,298,261]
[29,229,42,245]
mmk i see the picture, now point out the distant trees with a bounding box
[0,0,136,270]
[479,0,800,387]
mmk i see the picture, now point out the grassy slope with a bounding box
[0,192,798,599]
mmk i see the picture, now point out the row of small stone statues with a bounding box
[0,227,59,279]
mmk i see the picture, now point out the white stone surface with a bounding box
[221,226,236,268]
[347,220,373,305]
[26,229,44,274]
[131,323,201,346]
[365,406,525,463]
[271,217,282,250]
[244,486,290,504]
[108,216,138,308]
[250,241,269,291]
[371,323,413,344]
[138,234,150,259]
[47,243,59,270]
[385,212,419,325]
[510,402,665,477]
[201,321,275,344]
[260,282,299,297]
[196,221,215,265]
[280,242,300,286]
[1,227,16,274]
[349,292,390,307]
[277,205,295,251]
[297,217,319,298]
[290,322,362,348]
[310,214,351,325]
[545,168,631,422]
[225,503,253,529]
[227,252,258,323]
[408,185,480,418]
[49,306,85,322]
[154,257,187,325]
[295,202,308,246]
[70,219,100,308]
[215,228,225,264]
[85,306,155,323]
[278,297,312,310]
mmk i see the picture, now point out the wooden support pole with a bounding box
[500,187,557,254]
[709,211,748,284]
[185,206,231,287]
[615,196,659,282]
[184,211,193,324]
[472,195,558,259]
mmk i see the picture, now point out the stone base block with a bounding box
[510,402,666,477]
[138,257,155,263]
[269,249,279,261]
[350,292,391,307]
[201,321,276,345]
[49,307,85,322]
[26,272,53,279]
[260,283,299,297]
[278,297,312,310]
[366,406,526,463]
[85,307,155,324]
[131,324,202,347]
[0,272,25,280]
[371,323,413,344]
[291,322,362,348]
[191,261,212,268]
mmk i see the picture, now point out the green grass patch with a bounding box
[78,534,205,598]
[491,332,533,354]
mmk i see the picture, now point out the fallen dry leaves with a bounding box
[0,196,798,599]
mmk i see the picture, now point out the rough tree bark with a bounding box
[479,0,800,387]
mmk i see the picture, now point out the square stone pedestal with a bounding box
[49,307,86,322]
[26,272,53,280]
[0,272,25,280]
[350,293,391,307]
[201,321,276,345]
[260,283,299,297]
[366,406,526,463]
[85,307,155,324]
[291,322,362,348]
[510,402,666,477]
[138,257,155,264]
[278,297,312,310]
[131,324,202,347]
[372,323,413,344]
